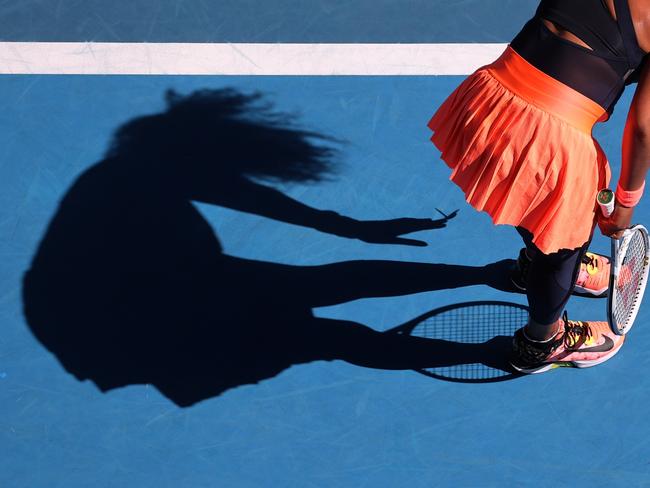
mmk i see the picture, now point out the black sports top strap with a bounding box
[510,0,647,114]
[537,0,624,59]
[614,0,646,70]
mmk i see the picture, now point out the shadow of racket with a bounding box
[387,301,528,383]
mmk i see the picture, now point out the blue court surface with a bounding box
[3,2,650,487]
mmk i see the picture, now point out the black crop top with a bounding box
[510,0,647,113]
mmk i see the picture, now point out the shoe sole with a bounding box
[510,277,609,298]
[572,284,609,298]
[510,343,623,374]
[510,276,526,292]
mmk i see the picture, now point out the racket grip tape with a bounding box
[597,189,615,218]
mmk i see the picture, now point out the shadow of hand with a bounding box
[321,211,456,246]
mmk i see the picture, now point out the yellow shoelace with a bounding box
[562,315,595,349]
[582,253,601,276]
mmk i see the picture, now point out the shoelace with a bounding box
[560,311,593,350]
[515,312,596,364]
[581,253,601,276]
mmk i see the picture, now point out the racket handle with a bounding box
[597,189,615,218]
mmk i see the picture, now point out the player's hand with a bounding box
[598,204,634,239]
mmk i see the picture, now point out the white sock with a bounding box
[523,323,561,344]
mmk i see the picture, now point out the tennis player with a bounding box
[429,0,650,373]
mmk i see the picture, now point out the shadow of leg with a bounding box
[305,318,515,374]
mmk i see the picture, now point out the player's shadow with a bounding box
[22,88,523,407]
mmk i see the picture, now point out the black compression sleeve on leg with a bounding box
[517,228,588,325]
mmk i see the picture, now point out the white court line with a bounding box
[0,42,507,75]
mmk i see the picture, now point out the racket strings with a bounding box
[412,304,528,380]
[614,231,648,331]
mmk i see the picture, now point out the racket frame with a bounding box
[608,224,650,335]
[388,300,529,383]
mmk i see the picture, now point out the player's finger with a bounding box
[597,219,611,237]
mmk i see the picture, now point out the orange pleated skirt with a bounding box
[428,46,611,254]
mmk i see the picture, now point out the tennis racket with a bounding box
[597,189,650,335]
[386,301,527,382]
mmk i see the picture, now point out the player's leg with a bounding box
[512,243,611,298]
[519,228,585,339]
[510,229,624,373]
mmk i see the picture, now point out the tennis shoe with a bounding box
[510,312,624,374]
[574,252,610,297]
[510,248,610,297]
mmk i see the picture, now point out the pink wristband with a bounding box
[615,181,646,207]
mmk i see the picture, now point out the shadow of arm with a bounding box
[198,178,451,246]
